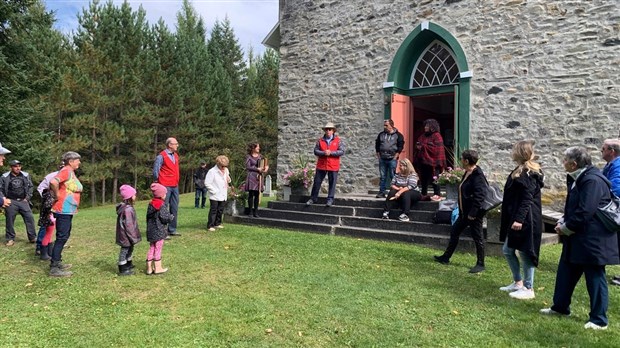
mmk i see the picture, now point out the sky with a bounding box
[43,0,279,56]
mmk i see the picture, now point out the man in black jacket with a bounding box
[194,161,209,208]
[2,160,36,246]
[374,119,404,198]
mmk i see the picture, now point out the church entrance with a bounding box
[384,21,471,166]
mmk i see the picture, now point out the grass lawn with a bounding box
[1,194,619,347]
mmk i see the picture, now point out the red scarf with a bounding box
[416,131,446,168]
[150,197,165,210]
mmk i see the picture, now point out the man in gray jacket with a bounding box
[2,160,36,246]
[374,119,404,198]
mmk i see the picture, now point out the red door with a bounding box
[390,93,413,162]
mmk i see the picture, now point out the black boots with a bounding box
[118,263,134,276]
[40,243,53,261]
[49,260,72,277]
[253,208,259,218]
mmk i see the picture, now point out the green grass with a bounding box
[1,194,619,347]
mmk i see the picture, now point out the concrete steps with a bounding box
[228,194,560,256]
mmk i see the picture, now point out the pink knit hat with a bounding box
[150,183,167,198]
[119,184,137,200]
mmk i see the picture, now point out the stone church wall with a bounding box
[277,0,619,193]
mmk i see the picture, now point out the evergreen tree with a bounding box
[0,0,65,176]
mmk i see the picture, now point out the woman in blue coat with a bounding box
[541,146,619,330]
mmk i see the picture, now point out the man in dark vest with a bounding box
[374,119,404,198]
[306,122,345,207]
[153,137,181,237]
[2,160,36,246]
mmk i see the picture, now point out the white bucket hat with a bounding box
[0,143,11,155]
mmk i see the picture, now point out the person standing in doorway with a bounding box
[306,122,345,207]
[194,161,208,209]
[153,137,180,237]
[2,160,36,246]
[414,119,446,201]
[375,119,404,198]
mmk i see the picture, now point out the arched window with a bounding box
[410,41,459,88]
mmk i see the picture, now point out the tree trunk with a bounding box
[101,179,106,205]
[112,145,119,203]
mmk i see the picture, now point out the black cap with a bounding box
[9,160,21,166]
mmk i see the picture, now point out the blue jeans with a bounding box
[164,186,179,233]
[502,240,535,289]
[378,158,397,193]
[310,170,338,202]
[195,187,207,208]
[51,213,73,262]
[36,225,46,249]
[551,258,609,326]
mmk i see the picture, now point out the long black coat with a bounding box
[146,199,174,243]
[458,166,488,219]
[499,169,544,266]
[561,166,619,266]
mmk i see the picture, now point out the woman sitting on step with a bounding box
[382,159,421,222]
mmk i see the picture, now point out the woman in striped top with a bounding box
[382,159,422,221]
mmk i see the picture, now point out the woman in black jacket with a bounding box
[434,149,488,273]
[498,141,544,300]
[540,147,619,330]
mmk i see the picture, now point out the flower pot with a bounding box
[291,186,309,196]
[224,200,243,216]
[445,184,459,200]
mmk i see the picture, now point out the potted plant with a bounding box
[436,167,466,200]
[282,154,315,197]
[225,171,249,216]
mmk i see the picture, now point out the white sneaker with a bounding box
[584,322,608,330]
[216,225,224,229]
[208,227,216,232]
[398,214,410,222]
[382,211,389,219]
[499,282,523,292]
[509,288,535,300]
[540,308,569,316]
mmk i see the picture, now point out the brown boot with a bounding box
[146,260,154,275]
[153,260,168,274]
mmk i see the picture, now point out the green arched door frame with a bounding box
[383,21,471,153]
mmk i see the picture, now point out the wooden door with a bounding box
[390,93,413,162]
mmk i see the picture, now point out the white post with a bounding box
[264,175,273,197]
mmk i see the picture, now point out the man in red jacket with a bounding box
[153,137,181,237]
[306,122,345,207]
